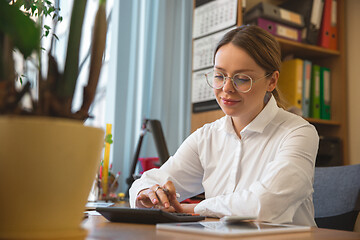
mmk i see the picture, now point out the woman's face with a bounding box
[213,43,277,120]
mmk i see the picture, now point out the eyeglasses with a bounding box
[205,70,272,93]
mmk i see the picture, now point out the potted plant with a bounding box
[0,0,108,238]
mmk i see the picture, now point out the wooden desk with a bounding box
[82,214,360,240]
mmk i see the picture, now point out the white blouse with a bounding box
[129,96,319,226]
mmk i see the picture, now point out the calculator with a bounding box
[96,207,205,224]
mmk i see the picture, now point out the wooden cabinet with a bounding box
[191,0,348,164]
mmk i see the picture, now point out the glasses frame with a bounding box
[205,70,272,93]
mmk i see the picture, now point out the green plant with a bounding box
[0,0,107,121]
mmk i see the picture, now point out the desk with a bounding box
[82,214,360,240]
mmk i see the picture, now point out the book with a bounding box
[320,67,331,120]
[277,59,304,112]
[310,64,321,119]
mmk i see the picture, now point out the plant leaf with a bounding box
[0,1,40,59]
[105,134,113,144]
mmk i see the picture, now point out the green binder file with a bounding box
[320,67,331,120]
[310,65,321,119]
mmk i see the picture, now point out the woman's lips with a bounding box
[221,97,241,106]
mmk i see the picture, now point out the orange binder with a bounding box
[318,0,337,49]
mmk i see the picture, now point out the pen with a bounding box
[109,171,121,192]
[163,188,180,198]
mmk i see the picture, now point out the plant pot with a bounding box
[0,116,104,239]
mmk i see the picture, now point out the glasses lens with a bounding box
[233,74,252,92]
[206,71,224,89]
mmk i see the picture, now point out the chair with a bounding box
[313,164,360,231]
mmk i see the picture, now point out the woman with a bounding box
[129,25,319,226]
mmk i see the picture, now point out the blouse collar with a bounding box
[222,95,280,136]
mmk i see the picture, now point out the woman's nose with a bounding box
[222,77,236,93]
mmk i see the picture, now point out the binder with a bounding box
[318,0,335,49]
[249,18,301,42]
[302,60,312,118]
[310,64,321,119]
[244,2,305,29]
[320,67,331,120]
[329,0,338,50]
[277,59,303,111]
[280,0,324,45]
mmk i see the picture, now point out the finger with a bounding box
[147,187,160,205]
[155,187,170,208]
[136,192,154,208]
[162,181,183,212]
[161,206,176,213]
[162,181,177,197]
[168,195,183,213]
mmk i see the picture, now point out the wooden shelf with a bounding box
[305,118,341,126]
[192,0,348,164]
[276,37,340,59]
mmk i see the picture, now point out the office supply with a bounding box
[109,171,121,193]
[277,58,303,111]
[320,67,331,120]
[96,207,205,224]
[244,2,305,29]
[318,0,335,49]
[313,164,360,231]
[162,187,181,199]
[302,60,312,118]
[280,0,324,45]
[157,221,310,237]
[102,123,112,197]
[248,17,301,42]
[126,119,170,195]
[310,64,321,118]
[193,27,235,71]
[193,0,238,39]
[329,0,338,50]
[193,100,220,113]
[85,202,114,210]
[192,68,216,103]
[192,68,220,113]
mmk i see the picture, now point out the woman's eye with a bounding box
[235,76,250,82]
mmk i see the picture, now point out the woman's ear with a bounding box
[267,71,279,92]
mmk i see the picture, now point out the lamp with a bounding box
[126,119,170,196]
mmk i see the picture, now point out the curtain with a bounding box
[106,0,193,192]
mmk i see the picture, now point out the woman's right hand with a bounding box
[135,181,183,212]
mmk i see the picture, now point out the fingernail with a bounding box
[152,199,157,204]
[165,203,169,208]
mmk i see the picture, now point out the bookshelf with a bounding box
[191,0,349,164]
